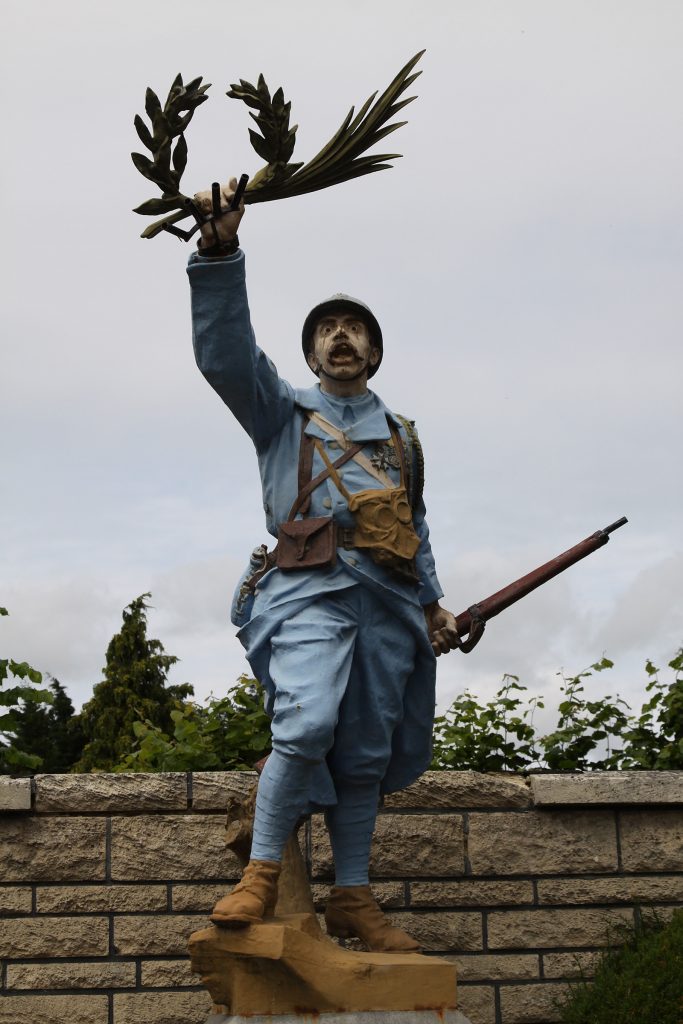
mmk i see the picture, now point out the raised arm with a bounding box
[186,178,294,448]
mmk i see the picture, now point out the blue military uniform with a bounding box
[188,248,443,819]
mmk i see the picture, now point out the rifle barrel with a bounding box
[456,516,628,640]
[601,516,628,536]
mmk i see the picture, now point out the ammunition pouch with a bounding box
[276,516,337,571]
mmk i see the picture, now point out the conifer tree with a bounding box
[12,677,85,773]
[76,594,192,771]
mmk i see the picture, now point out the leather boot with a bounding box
[210,859,281,927]
[325,885,421,952]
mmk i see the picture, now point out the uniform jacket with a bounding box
[187,249,443,613]
[187,249,442,800]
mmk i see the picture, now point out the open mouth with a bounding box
[330,340,358,360]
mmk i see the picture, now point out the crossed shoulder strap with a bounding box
[292,407,420,520]
[289,420,362,521]
[306,411,395,488]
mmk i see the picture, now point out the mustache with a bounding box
[329,335,359,356]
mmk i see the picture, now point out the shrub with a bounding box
[432,649,683,772]
[115,675,272,772]
[1,607,54,773]
[558,910,683,1024]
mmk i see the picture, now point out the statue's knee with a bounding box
[273,715,336,763]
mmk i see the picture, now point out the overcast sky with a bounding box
[2,0,682,731]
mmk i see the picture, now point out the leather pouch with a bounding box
[276,515,337,571]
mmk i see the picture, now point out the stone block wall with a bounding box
[1,770,682,1024]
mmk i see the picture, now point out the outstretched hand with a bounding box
[424,601,460,657]
[194,177,245,249]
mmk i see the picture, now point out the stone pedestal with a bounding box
[189,913,459,1016]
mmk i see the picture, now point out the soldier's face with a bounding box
[308,313,380,381]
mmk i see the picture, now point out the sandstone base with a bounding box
[190,913,457,1016]
[206,1013,472,1024]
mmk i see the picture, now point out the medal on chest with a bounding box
[370,440,401,474]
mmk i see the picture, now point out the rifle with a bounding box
[453,517,628,653]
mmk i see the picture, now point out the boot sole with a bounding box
[325,915,421,952]
[326,923,352,939]
[210,913,260,928]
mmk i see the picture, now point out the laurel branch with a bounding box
[132,52,424,239]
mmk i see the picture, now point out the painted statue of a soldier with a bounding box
[187,177,460,952]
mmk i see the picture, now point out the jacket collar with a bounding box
[294,385,400,442]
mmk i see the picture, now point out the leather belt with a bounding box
[337,526,356,550]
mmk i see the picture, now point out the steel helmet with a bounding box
[301,293,383,378]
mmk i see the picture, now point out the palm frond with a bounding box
[239,50,424,204]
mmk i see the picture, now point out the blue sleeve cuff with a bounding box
[188,248,244,266]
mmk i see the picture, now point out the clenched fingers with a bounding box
[430,625,459,657]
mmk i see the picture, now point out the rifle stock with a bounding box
[453,517,628,653]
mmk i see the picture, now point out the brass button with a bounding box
[322,497,332,509]
[328,440,339,450]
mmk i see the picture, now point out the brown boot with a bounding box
[325,885,421,953]
[210,859,281,928]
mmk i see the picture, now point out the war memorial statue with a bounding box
[187,174,460,953]
[132,57,627,1016]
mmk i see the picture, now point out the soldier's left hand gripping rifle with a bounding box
[450,517,628,654]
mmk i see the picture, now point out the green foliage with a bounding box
[432,649,683,773]
[1,607,54,773]
[558,910,683,1024]
[619,649,683,769]
[432,675,543,772]
[540,658,632,771]
[11,677,85,773]
[115,675,272,773]
[114,643,683,776]
[116,704,222,773]
[76,594,193,772]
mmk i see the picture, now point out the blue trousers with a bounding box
[250,586,418,884]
